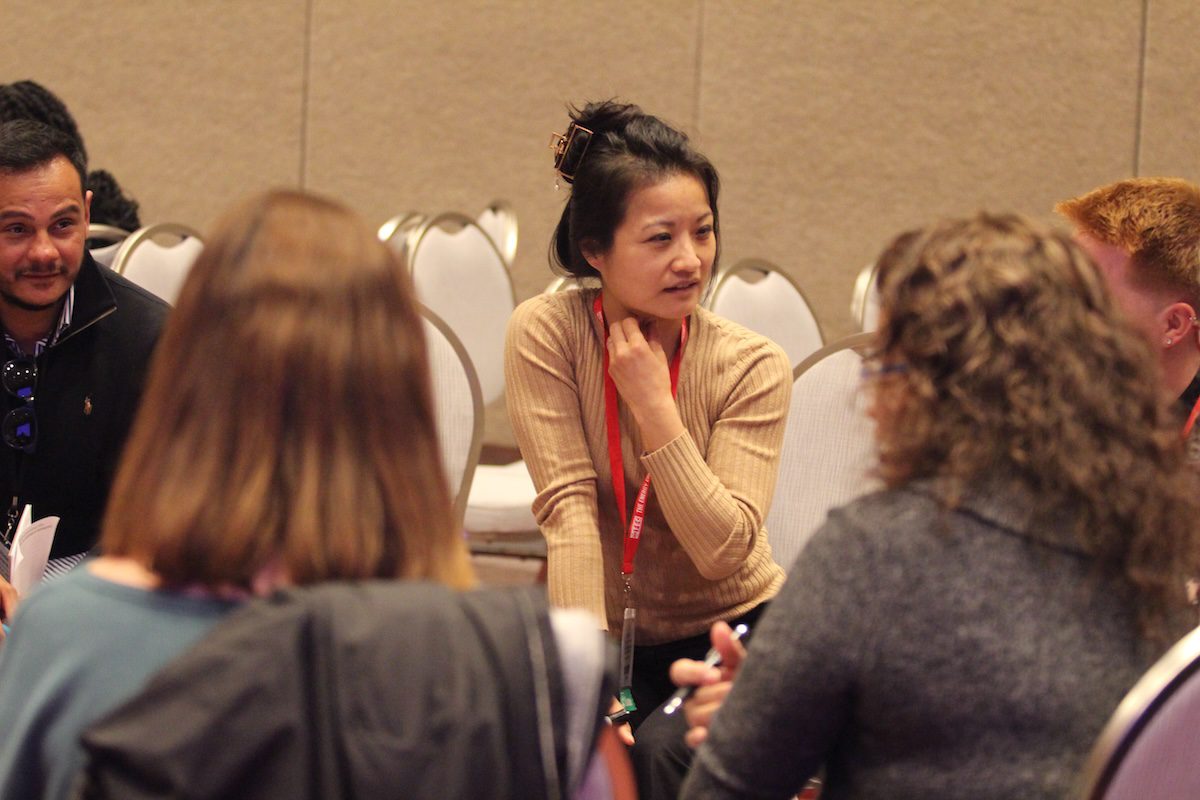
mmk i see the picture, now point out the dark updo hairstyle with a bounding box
[550,100,721,279]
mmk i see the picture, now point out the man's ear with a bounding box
[83,189,92,228]
[1161,301,1197,347]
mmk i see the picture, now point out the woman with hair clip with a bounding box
[0,190,490,800]
[505,100,790,797]
[675,214,1200,800]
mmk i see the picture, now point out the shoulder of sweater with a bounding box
[816,486,945,558]
[510,288,595,334]
[693,307,789,365]
[691,306,791,387]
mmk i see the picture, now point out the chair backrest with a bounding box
[1075,625,1200,800]
[87,224,132,268]
[111,222,204,304]
[409,212,515,405]
[766,332,880,570]
[477,199,519,267]
[422,307,484,528]
[708,258,824,369]
[850,261,881,331]
[378,211,427,257]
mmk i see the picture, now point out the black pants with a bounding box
[627,603,767,800]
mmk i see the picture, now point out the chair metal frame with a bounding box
[86,223,132,246]
[421,306,484,528]
[1075,624,1200,799]
[477,199,519,267]
[850,261,881,332]
[793,330,875,379]
[377,211,427,255]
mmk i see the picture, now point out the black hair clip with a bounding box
[549,122,594,185]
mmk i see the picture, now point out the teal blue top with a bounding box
[0,565,240,800]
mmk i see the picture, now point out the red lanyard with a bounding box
[1184,394,1200,440]
[593,295,687,576]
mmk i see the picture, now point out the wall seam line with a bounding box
[693,0,706,137]
[1133,0,1149,176]
[299,0,314,188]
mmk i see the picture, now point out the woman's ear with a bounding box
[580,238,605,275]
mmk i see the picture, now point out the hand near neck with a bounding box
[605,314,686,452]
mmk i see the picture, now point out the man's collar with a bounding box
[52,252,117,348]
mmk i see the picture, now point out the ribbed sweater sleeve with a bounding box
[505,294,608,624]
[642,336,791,580]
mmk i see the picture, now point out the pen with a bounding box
[661,623,749,716]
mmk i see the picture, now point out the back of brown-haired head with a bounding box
[1056,177,1200,295]
[101,189,473,591]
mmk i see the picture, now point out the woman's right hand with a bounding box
[606,318,685,452]
[668,621,747,747]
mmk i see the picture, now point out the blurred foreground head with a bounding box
[102,189,473,591]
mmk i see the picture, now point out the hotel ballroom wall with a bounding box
[5,0,1198,446]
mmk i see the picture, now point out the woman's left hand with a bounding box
[607,318,685,450]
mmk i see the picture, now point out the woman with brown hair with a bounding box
[677,213,1200,799]
[0,189,473,800]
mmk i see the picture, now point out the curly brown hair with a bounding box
[872,212,1200,641]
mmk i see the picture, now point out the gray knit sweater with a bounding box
[681,481,1164,800]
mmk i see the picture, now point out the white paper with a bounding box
[11,506,58,595]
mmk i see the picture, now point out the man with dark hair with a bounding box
[0,120,167,618]
[0,80,142,235]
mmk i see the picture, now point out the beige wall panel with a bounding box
[306,0,702,448]
[1140,0,1200,178]
[0,2,306,230]
[700,0,1143,338]
[305,0,702,302]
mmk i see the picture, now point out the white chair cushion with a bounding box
[464,460,540,537]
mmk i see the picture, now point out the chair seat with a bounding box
[465,461,541,535]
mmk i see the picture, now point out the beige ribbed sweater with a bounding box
[505,289,789,644]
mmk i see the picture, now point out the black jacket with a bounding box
[78,583,611,800]
[0,253,169,558]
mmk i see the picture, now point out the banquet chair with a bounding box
[477,199,519,267]
[87,223,131,268]
[850,262,881,331]
[707,258,824,369]
[1075,623,1200,799]
[378,210,427,257]
[111,222,204,305]
[407,214,543,552]
[766,332,880,570]
[408,212,513,406]
[422,307,483,528]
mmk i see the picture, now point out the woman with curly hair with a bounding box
[677,213,1200,800]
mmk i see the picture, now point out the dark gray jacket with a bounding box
[683,480,1172,800]
[78,582,611,800]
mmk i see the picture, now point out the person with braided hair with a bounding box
[0,80,141,236]
[505,99,790,799]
